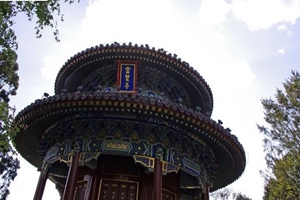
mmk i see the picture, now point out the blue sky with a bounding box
[8,0,300,199]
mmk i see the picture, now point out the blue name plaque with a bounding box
[118,63,137,93]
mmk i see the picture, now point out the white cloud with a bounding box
[213,61,256,90]
[198,0,232,25]
[231,0,300,31]
[80,0,180,47]
[287,30,293,36]
[278,48,285,54]
[197,0,300,31]
[41,55,63,82]
[277,24,287,30]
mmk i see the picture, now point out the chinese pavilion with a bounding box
[14,43,246,200]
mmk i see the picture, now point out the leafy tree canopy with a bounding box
[258,71,300,199]
[0,0,77,101]
[0,1,78,199]
[0,102,19,199]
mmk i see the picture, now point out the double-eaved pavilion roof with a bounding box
[14,43,246,191]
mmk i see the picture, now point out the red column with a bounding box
[62,151,80,200]
[88,172,99,200]
[201,183,209,200]
[142,171,153,200]
[33,169,48,200]
[153,157,162,200]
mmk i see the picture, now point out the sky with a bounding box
[8,0,300,199]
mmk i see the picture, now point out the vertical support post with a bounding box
[201,183,209,200]
[88,172,99,200]
[33,168,48,200]
[142,171,153,200]
[153,157,162,200]
[153,148,163,199]
[62,151,80,200]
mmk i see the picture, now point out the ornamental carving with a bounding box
[103,141,130,151]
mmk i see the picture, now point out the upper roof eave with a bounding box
[54,43,214,115]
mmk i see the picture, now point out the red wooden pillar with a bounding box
[153,157,162,200]
[33,168,48,200]
[201,183,209,200]
[142,171,153,200]
[62,151,80,200]
[88,172,99,200]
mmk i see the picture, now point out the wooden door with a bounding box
[98,179,138,200]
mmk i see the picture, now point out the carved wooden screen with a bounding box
[98,179,138,200]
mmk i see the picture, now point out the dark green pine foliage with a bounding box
[258,71,300,200]
[0,1,79,199]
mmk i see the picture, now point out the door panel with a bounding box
[98,179,138,200]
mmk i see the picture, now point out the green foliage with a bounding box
[258,71,300,199]
[0,0,78,101]
[263,153,300,200]
[0,150,19,199]
[0,48,18,102]
[0,1,79,199]
[0,102,19,199]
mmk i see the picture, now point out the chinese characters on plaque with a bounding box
[117,61,138,93]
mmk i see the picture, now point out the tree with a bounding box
[0,1,78,198]
[258,71,300,199]
[211,188,232,200]
[0,102,19,199]
[1,0,78,101]
[211,188,252,200]
[263,153,300,200]
[232,192,252,200]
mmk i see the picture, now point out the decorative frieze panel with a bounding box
[42,117,215,181]
[43,118,214,160]
[44,136,208,183]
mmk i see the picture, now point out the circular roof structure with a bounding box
[14,43,246,191]
[55,43,214,116]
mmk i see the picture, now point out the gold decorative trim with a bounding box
[103,141,130,151]
[133,155,180,174]
[133,155,155,169]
